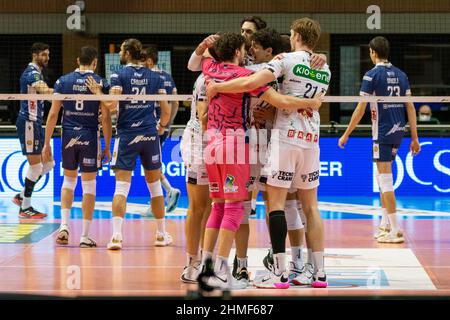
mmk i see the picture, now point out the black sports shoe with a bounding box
[12,193,23,207]
[80,237,97,248]
[232,255,238,278]
[19,207,47,219]
[263,249,275,273]
[235,267,249,281]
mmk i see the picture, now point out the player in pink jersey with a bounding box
[197,32,322,290]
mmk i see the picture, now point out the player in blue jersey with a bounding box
[106,39,172,250]
[339,36,420,243]
[140,46,181,214]
[43,46,112,247]
[14,43,55,219]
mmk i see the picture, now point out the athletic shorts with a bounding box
[373,142,401,162]
[181,128,209,185]
[62,129,100,173]
[205,135,250,200]
[111,133,161,171]
[265,141,320,190]
[16,118,44,155]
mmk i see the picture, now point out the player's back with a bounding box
[110,64,164,135]
[19,63,45,123]
[55,70,108,131]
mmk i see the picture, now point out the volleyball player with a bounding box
[43,46,111,247]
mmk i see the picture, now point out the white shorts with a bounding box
[264,141,320,190]
[181,129,208,185]
[185,163,209,185]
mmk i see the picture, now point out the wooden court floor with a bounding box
[0,219,450,298]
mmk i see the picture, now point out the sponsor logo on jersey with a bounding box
[292,64,330,85]
[386,122,406,136]
[307,170,319,182]
[209,182,220,193]
[65,136,90,149]
[26,140,32,146]
[224,174,238,193]
[127,135,156,145]
[131,121,143,128]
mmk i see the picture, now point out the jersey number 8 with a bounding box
[75,100,84,111]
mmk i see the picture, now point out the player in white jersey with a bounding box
[207,18,330,288]
[180,73,212,283]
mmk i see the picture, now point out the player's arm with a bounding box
[34,81,54,95]
[206,69,276,99]
[338,102,367,148]
[107,87,121,111]
[101,103,112,164]
[168,88,179,125]
[260,87,322,111]
[406,102,420,155]
[310,53,327,70]
[158,89,171,135]
[188,35,220,71]
[42,99,62,162]
[197,100,208,132]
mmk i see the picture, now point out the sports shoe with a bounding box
[12,193,23,207]
[155,232,173,247]
[311,272,328,288]
[107,234,123,250]
[288,261,304,284]
[141,203,154,218]
[374,225,391,239]
[19,207,47,219]
[206,272,248,290]
[233,267,249,288]
[165,188,181,213]
[181,261,201,284]
[253,271,290,289]
[56,228,69,245]
[377,230,405,243]
[250,208,256,216]
[80,237,97,248]
[262,249,275,273]
[291,263,314,286]
[232,255,238,278]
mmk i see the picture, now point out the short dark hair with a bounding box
[279,34,292,53]
[31,43,49,56]
[79,46,98,65]
[123,38,143,60]
[240,16,267,30]
[208,46,220,61]
[251,28,282,55]
[213,32,246,62]
[141,46,158,64]
[369,36,390,60]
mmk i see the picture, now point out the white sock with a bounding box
[200,251,213,269]
[214,256,229,277]
[380,208,389,227]
[312,251,325,274]
[388,212,399,232]
[82,219,91,238]
[251,198,256,211]
[156,218,166,234]
[237,257,248,269]
[307,248,313,265]
[186,254,197,266]
[273,252,286,276]
[20,190,24,198]
[291,246,303,266]
[161,176,172,193]
[22,197,31,210]
[61,208,70,228]
[112,216,123,236]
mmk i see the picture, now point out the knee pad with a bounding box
[147,180,163,198]
[285,200,303,231]
[378,173,394,193]
[115,181,131,198]
[27,163,43,182]
[221,202,244,232]
[268,210,287,254]
[206,202,225,229]
[82,179,96,196]
[42,161,55,175]
[62,176,78,191]
[240,200,252,225]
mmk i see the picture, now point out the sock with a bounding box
[61,208,70,228]
[112,216,123,236]
[186,254,197,266]
[273,252,286,276]
[200,251,213,272]
[307,248,313,265]
[291,246,303,266]
[161,176,172,193]
[268,210,287,254]
[312,251,325,275]
[20,190,24,198]
[237,257,248,269]
[82,219,91,238]
[22,177,38,210]
[380,208,389,227]
[251,198,256,211]
[156,218,166,234]
[214,256,229,277]
[388,212,399,232]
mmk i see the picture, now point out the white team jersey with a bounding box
[267,51,331,149]
[186,73,207,134]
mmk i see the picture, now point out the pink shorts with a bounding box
[205,135,250,200]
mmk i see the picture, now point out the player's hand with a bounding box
[157,122,165,135]
[206,80,218,101]
[410,138,421,156]
[253,106,275,122]
[42,144,53,163]
[86,76,102,95]
[338,135,348,149]
[202,34,220,49]
[310,53,327,70]
[101,148,111,164]
[309,91,324,110]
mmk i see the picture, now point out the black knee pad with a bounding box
[268,210,287,254]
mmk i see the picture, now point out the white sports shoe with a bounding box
[107,233,123,250]
[288,261,304,284]
[206,273,248,290]
[155,232,173,247]
[253,271,290,289]
[181,261,201,284]
[377,230,405,243]
[374,225,391,239]
[165,188,181,213]
[291,263,314,286]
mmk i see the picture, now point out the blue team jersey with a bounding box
[19,63,46,123]
[110,64,166,135]
[360,62,411,144]
[152,68,176,120]
[54,69,110,131]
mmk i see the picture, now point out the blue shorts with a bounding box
[16,118,44,155]
[373,142,401,162]
[111,133,161,171]
[62,129,100,172]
